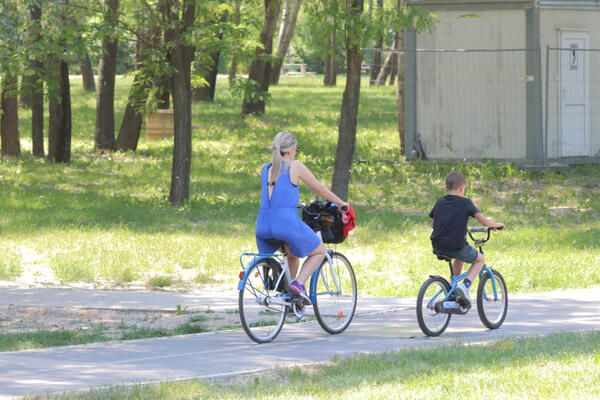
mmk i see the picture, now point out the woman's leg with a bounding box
[284,244,300,280]
[295,243,326,284]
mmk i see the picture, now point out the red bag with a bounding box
[341,204,356,238]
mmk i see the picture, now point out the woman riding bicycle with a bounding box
[255,132,348,304]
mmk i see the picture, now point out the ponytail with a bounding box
[268,132,297,185]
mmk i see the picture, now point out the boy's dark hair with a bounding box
[446,171,466,190]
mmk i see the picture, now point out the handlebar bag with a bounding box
[302,200,345,244]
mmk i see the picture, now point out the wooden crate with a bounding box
[146,109,174,139]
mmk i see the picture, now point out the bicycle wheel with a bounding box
[239,259,287,343]
[477,269,508,329]
[313,252,357,334]
[416,276,451,337]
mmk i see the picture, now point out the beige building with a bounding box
[405,0,600,162]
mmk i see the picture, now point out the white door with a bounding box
[559,31,590,157]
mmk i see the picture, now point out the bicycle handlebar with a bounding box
[297,202,349,212]
[467,226,503,245]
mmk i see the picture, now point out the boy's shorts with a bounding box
[434,243,479,263]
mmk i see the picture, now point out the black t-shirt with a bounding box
[429,195,479,252]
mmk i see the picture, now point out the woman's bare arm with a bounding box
[292,161,348,208]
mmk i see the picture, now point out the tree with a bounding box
[0,0,22,158]
[374,36,397,85]
[331,0,363,200]
[115,35,151,151]
[323,0,339,86]
[79,51,96,92]
[369,0,383,85]
[94,0,120,152]
[271,0,303,84]
[241,0,282,117]
[1,76,21,157]
[47,60,71,163]
[331,0,435,199]
[29,1,44,157]
[193,7,228,102]
[164,0,196,205]
[228,0,241,85]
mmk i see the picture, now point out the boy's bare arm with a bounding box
[474,212,504,229]
[430,218,434,228]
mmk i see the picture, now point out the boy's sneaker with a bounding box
[455,282,471,308]
[288,280,311,305]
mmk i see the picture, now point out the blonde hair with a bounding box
[268,131,297,185]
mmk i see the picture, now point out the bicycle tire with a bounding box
[313,252,357,335]
[477,269,508,330]
[416,276,451,337]
[239,259,287,343]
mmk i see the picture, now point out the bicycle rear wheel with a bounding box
[416,276,451,337]
[477,269,508,329]
[239,259,287,343]
[313,252,357,334]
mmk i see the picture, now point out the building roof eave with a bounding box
[407,0,536,10]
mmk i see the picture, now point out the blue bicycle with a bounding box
[237,206,357,343]
[416,227,508,337]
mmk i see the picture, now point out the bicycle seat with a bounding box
[434,253,453,262]
[264,238,287,247]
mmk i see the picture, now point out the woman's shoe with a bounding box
[289,280,311,305]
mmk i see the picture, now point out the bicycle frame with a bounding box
[237,249,340,305]
[427,248,500,310]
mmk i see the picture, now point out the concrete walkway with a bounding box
[1,287,599,399]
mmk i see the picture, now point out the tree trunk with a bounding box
[331,0,364,201]
[241,0,282,117]
[193,51,221,102]
[369,0,383,85]
[323,30,337,86]
[389,49,398,85]
[19,75,35,109]
[115,38,151,152]
[94,0,119,152]
[193,11,227,103]
[166,1,195,205]
[396,0,406,154]
[48,61,71,163]
[1,74,21,157]
[80,51,96,92]
[228,0,241,85]
[31,68,44,157]
[271,0,303,85]
[156,73,171,109]
[374,37,397,85]
[30,1,44,157]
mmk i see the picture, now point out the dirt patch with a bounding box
[0,305,241,338]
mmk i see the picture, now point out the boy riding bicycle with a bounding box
[429,172,504,307]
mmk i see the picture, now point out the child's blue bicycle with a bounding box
[416,227,508,337]
[237,205,357,343]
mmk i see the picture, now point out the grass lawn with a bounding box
[46,330,600,399]
[1,75,599,296]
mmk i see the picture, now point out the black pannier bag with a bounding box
[301,200,345,244]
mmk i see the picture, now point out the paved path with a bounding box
[1,287,600,399]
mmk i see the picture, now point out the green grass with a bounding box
[46,330,600,399]
[1,75,599,296]
[0,320,212,352]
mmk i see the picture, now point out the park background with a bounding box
[0,0,599,398]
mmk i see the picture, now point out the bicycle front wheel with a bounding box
[477,269,508,329]
[239,259,287,343]
[313,252,357,334]
[416,276,451,337]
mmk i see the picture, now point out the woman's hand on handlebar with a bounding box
[338,201,349,211]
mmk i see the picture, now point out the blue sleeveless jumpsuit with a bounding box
[255,162,321,257]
